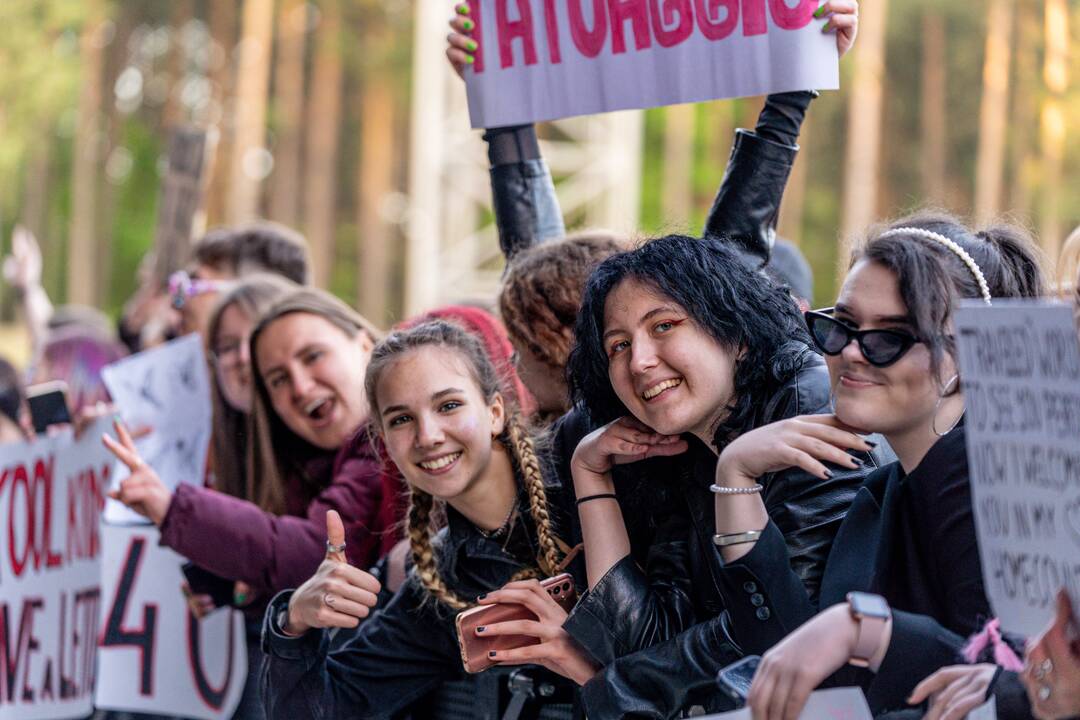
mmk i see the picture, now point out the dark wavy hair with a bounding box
[568,235,811,448]
[853,210,1046,383]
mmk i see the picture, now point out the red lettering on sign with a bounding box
[8,464,33,578]
[467,0,485,72]
[649,0,694,47]
[740,0,767,36]
[542,0,563,63]
[497,0,539,68]
[769,0,817,30]
[608,0,652,53]
[694,0,739,40]
[568,0,608,57]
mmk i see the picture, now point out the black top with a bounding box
[259,480,584,719]
[717,423,991,715]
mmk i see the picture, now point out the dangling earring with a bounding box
[932,374,962,437]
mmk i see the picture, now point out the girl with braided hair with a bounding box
[262,319,588,718]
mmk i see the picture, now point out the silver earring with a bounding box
[932,374,962,437]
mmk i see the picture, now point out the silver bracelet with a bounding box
[709,483,764,495]
[713,530,763,547]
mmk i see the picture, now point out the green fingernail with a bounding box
[466,39,477,52]
[465,54,474,64]
[813,4,827,19]
[457,3,470,14]
[822,20,831,32]
[463,18,474,31]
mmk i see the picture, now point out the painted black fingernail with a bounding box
[488,651,497,658]
[851,457,864,467]
[864,439,878,448]
[476,626,486,633]
[477,593,487,600]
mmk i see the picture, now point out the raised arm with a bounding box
[447,6,564,261]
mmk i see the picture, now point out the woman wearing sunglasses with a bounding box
[704,212,1044,719]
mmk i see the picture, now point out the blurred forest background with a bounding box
[0,0,1076,345]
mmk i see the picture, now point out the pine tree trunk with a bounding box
[357,76,396,323]
[839,0,889,251]
[661,104,695,226]
[920,11,947,206]
[269,0,307,228]
[1039,0,1069,261]
[162,0,194,130]
[1009,0,1041,218]
[974,0,1014,224]
[68,0,107,305]
[204,0,238,226]
[303,0,344,288]
[227,0,274,224]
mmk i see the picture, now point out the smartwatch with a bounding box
[846,592,890,668]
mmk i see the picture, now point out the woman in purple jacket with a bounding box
[107,288,401,599]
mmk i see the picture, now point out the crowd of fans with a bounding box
[2,2,1079,718]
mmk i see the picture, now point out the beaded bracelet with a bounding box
[709,483,764,495]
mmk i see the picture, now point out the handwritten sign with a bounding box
[699,687,871,720]
[0,419,112,720]
[955,300,1080,636]
[101,333,212,525]
[462,0,839,127]
[95,524,246,720]
[153,126,213,285]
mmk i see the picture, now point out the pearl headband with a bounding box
[878,227,993,305]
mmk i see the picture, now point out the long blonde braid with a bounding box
[370,319,568,610]
[505,412,563,577]
[406,488,471,611]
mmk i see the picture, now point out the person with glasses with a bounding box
[168,221,311,339]
[701,212,1044,719]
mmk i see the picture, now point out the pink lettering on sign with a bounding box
[476,0,824,68]
[468,0,486,72]
[568,0,608,58]
[542,0,563,63]
[497,0,539,68]
[608,0,652,53]
[649,0,695,47]
[695,0,740,40]
[769,0,817,30]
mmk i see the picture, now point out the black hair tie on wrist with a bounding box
[576,493,618,507]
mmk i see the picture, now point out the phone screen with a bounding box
[717,655,761,705]
[28,391,72,434]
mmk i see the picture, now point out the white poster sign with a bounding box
[0,419,112,720]
[699,687,871,719]
[95,524,246,720]
[102,333,212,525]
[462,0,840,127]
[955,300,1080,637]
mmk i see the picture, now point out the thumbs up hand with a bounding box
[284,510,382,636]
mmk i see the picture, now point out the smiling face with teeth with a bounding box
[602,279,739,446]
[255,312,375,450]
[374,347,513,510]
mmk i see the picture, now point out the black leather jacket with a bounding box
[559,348,894,718]
[260,481,584,719]
[489,93,812,268]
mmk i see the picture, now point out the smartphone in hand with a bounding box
[26,381,72,435]
[455,573,576,674]
[181,563,236,609]
[717,655,761,707]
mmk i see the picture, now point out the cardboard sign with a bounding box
[95,524,246,720]
[699,687,871,719]
[153,126,213,284]
[462,0,839,127]
[955,300,1080,637]
[0,419,112,720]
[101,333,212,525]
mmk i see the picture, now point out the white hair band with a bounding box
[878,227,993,305]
